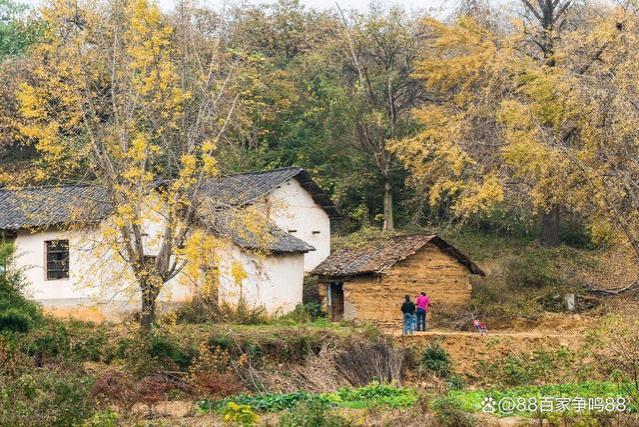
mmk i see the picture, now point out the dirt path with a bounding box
[389,329,581,339]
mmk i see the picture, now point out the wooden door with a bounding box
[330,282,344,321]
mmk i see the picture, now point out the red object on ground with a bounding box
[472,319,488,334]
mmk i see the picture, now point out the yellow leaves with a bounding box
[390,104,473,184]
[202,139,217,154]
[202,154,219,177]
[121,168,154,184]
[392,102,504,217]
[416,16,499,106]
[16,83,45,120]
[230,262,248,286]
[498,99,549,179]
[229,206,273,255]
[114,204,136,228]
[179,231,222,294]
[514,68,576,131]
[127,134,149,162]
[452,173,505,218]
[125,0,187,126]
[180,155,197,178]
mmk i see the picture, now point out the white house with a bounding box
[0,167,340,320]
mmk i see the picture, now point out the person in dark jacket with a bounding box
[401,295,416,335]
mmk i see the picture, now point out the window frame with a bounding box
[45,239,70,281]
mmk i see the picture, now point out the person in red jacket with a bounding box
[415,291,430,331]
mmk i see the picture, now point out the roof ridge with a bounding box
[1,168,305,192]
[0,183,100,192]
[389,232,436,239]
[222,166,303,178]
[312,233,485,277]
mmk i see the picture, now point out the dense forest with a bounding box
[2,0,639,251]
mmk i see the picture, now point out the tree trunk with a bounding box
[140,280,160,330]
[383,180,394,231]
[540,205,560,247]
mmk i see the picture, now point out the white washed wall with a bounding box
[13,226,304,318]
[264,178,331,271]
[13,226,191,317]
[217,244,304,314]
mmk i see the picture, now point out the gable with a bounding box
[199,167,341,219]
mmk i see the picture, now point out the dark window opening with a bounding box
[46,240,69,280]
[312,231,321,235]
[288,229,297,233]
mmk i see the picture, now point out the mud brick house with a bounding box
[312,234,485,323]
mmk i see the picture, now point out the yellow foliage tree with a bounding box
[11,0,264,328]
[397,2,639,286]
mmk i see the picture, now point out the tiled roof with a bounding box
[312,234,485,277]
[0,167,335,254]
[0,185,111,230]
[202,213,315,254]
[200,167,341,219]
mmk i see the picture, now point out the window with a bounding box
[46,240,69,280]
[312,231,321,235]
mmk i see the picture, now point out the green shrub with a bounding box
[23,320,72,358]
[448,374,464,390]
[204,383,416,413]
[430,396,476,427]
[420,343,453,379]
[278,303,325,324]
[477,347,573,387]
[148,334,193,369]
[87,410,119,427]
[66,321,109,362]
[0,307,33,332]
[0,367,95,426]
[208,334,234,352]
[503,253,559,289]
[175,298,269,325]
[206,390,323,412]
[278,399,352,427]
[329,382,416,409]
[0,244,43,333]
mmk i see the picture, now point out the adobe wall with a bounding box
[319,242,473,324]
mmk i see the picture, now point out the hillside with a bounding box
[3,227,639,425]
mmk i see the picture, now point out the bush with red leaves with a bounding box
[136,375,172,415]
[190,371,243,400]
[92,369,138,412]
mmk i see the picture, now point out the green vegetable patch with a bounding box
[444,381,630,417]
[199,382,417,413]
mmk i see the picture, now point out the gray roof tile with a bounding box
[0,185,111,230]
[312,234,485,277]
[0,167,333,254]
[200,167,341,219]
